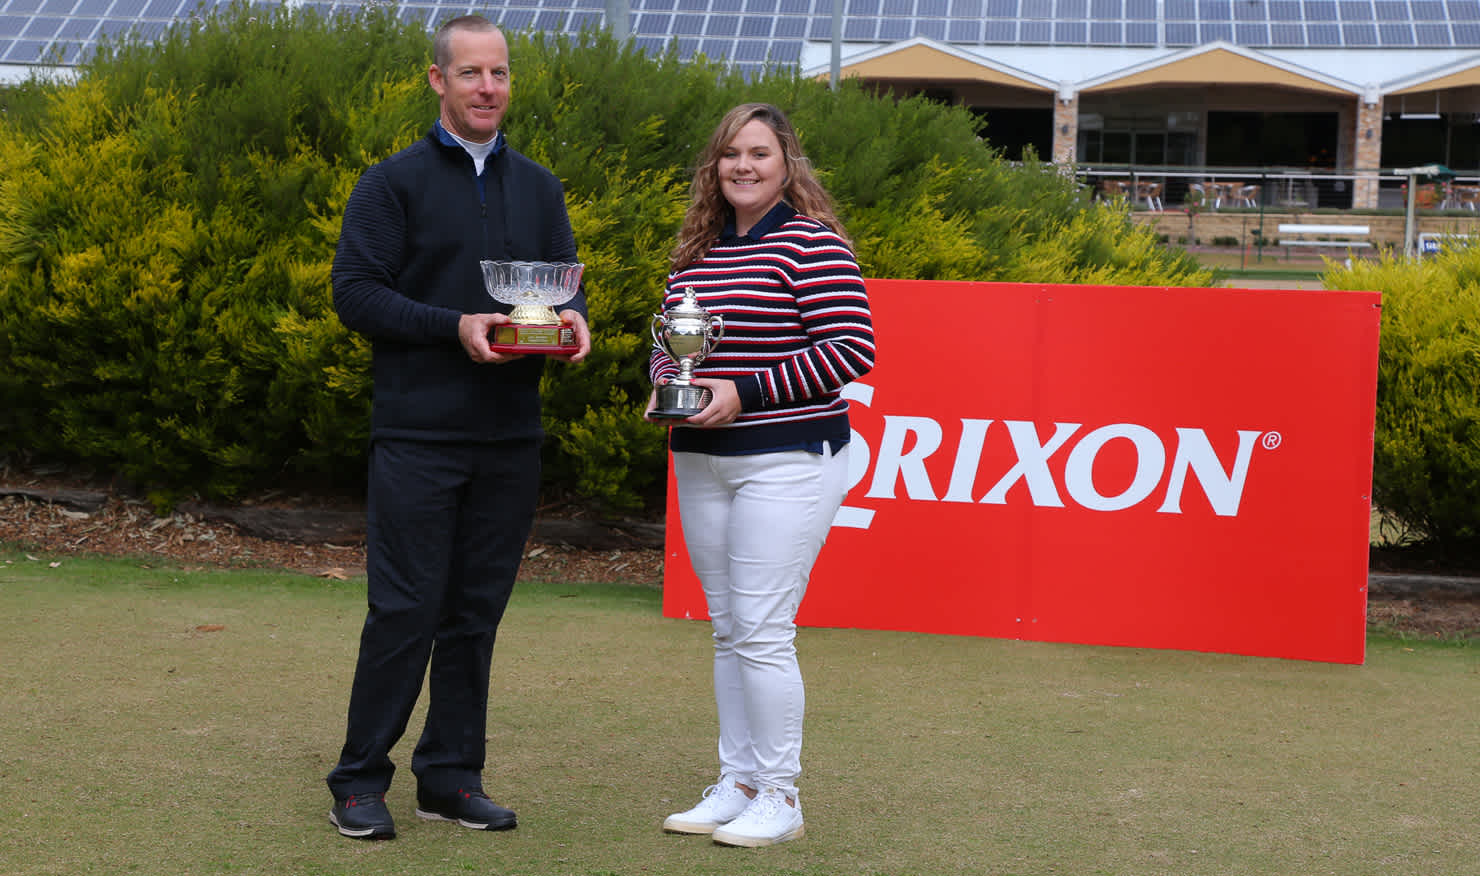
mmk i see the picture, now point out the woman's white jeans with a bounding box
[673,444,851,801]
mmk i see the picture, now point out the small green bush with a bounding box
[1007,202,1211,286]
[1327,247,1480,549]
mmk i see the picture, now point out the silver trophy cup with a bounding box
[650,286,724,419]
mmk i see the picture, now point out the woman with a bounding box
[646,103,876,847]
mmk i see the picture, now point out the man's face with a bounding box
[428,28,510,143]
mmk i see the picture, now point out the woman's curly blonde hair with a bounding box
[670,103,850,271]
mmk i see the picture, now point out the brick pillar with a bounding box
[1052,86,1077,166]
[1353,95,1384,209]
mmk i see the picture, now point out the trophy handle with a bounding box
[650,313,673,359]
[709,315,725,346]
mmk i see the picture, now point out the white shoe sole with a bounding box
[329,811,393,839]
[415,808,516,830]
[662,816,721,835]
[712,822,805,847]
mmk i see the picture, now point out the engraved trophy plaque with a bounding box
[479,260,584,354]
[650,286,725,419]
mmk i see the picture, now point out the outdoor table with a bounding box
[1275,175,1309,207]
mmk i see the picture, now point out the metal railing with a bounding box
[1073,165,1480,214]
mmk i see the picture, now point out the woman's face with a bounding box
[718,119,787,235]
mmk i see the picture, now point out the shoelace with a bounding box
[742,790,786,821]
[702,777,743,800]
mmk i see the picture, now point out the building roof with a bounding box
[4,0,1480,94]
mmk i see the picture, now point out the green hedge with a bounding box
[0,4,1210,513]
[1327,248,1480,549]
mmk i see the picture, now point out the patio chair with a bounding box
[1235,184,1261,208]
[1452,185,1480,210]
[1209,181,1243,208]
[1136,181,1164,211]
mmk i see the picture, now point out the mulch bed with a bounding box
[0,468,663,587]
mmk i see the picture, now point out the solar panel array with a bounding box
[6,0,1480,74]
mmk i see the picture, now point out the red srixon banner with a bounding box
[661,280,1382,664]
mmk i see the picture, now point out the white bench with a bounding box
[1277,223,1372,254]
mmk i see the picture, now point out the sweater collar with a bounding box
[432,119,506,158]
[720,201,797,243]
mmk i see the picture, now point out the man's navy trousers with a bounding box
[327,436,542,798]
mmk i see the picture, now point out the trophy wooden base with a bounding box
[489,322,579,355]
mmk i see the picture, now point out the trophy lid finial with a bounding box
[669,285,706,317]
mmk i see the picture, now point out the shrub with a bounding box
[1326,247,1480,549]
[0,8,421,506]
[1008,202,1213,286]
[0,4,1211,513]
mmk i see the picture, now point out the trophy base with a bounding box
[650,383,711,419]
[489,322,579,355]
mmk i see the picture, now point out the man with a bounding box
[325,15,590,841]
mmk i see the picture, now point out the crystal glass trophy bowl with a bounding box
[478,260,584,354]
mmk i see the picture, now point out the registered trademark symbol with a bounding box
[1261,431,1283,451]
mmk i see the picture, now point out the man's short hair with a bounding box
[433,15,497,69]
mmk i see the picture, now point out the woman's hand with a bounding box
[642,384,664,423]
[685,378,740,426]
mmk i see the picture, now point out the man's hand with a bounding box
[550,309,592,364]
[458,313,524,364]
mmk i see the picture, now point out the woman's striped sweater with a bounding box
[650,202,877,455]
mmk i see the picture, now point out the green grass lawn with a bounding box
[1188,247,1329,286]
[2,550,1475,876]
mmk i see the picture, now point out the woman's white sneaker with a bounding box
[711,787,804,847]
[662,776,753,834]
